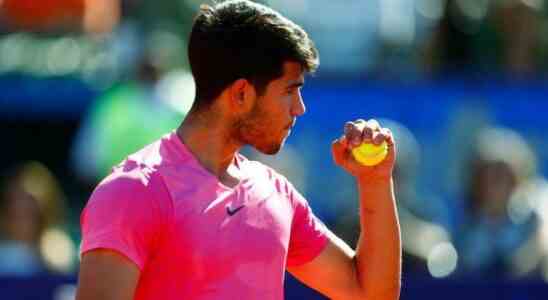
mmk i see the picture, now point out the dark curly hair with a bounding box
[188,0,319,109]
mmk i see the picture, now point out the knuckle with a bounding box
[367,119,381,130]
[344,123,354,134]
[362,126,373,137]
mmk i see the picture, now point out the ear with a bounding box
[229,78,257,113]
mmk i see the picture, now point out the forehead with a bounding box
[272,61,305,86]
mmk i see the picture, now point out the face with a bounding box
[2,186,42,245]
[235,61,306,154]
[472,160,517,218]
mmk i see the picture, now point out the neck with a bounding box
[176,108,242,181]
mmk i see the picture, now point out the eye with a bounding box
[287,87,300,95]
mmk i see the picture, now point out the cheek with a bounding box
[239,115,283,147]
[238,112,269,141]
[237,95,291,139]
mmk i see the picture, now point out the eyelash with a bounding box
[287,88,299,95]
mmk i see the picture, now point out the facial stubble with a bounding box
[233,102,284,155]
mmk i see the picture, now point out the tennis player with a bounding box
[75,1,401,299]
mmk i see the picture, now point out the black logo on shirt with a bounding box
[226,205,245,216]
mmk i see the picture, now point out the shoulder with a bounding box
[86,161,173,220]
[81,161,174,270]
[115,131,194,173]
[94,163,157,198]
[122,135,167,171]
[93,131,191,198]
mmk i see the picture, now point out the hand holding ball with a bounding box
[351,141,388,166]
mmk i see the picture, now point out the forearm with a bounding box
[354,177,401,299]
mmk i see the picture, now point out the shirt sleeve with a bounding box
[286,182,329,267]
[80,167,171,270]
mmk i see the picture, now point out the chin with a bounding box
[257,145,281,155]
[255,140,284,155]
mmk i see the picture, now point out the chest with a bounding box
[167,179,294,278]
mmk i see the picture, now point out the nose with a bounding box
[291,93,306,117]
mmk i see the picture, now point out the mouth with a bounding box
[285,120,296,130]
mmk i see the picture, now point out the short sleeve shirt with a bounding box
[80,132,329,300]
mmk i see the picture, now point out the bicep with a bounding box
[76,249,140,300]
[287,230,362,300]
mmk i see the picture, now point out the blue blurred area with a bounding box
[4,75,548,131]
[2,75,546,177]
[0,75,96,121]
[3,274,548,300]
[0,275,76,300]
[299,77,548,188]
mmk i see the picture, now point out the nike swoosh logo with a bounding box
[226,205,245,216]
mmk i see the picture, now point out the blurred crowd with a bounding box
[0,162,76,276]
[1,0,548,80]
[1,0,548,287]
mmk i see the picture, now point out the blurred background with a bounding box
[1,0,548,299]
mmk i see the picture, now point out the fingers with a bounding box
[334,119,396,176]
[365,119,381,144]
[372,127,393,146]
[344,120,366,147]
[381,127,394,146]
[344,119,388,147]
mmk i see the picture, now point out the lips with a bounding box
[285,120,296,130]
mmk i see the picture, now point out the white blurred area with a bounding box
[427,242,458,278]
[266,0,446,74]
[1,0,545,78]
[53,283,77,300]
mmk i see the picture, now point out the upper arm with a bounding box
[282,174,362,299]
[287,230,364,300]
[279,172,364,299]
[80,170,171,270]
[76,249,140,300]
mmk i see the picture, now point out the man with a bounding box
[75,1,401,300]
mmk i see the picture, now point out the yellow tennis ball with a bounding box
[351,141,388,166]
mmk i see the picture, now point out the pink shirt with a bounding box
[80,132,329,300]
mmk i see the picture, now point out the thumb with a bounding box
[331,136,348,166]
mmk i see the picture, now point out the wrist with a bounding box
[356,175,393,187]
[357,176,396,209]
